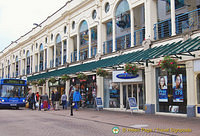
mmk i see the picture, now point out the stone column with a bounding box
[144,0,157,40]
[186,61,196,117]
[38,53,40,72]
[46,80,49,96]
[61,41,64,65]
[112,17,116,52]
[89,28,92,58]
[54,45,56,67]
[130,8,134,47]
[97,76,104,104]
[120,83,123,109]
[144,64,156,114]
[47,47,50,69]
[77,34,80,61]
[171,0,176,36]
[43,50,46,70]
[65,80,70,101]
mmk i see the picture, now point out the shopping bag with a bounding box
[35,102,39,108]
[25,102,29,108]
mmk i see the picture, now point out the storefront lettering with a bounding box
[116,73,139,79]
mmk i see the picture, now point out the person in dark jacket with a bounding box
[30,93,36,110]
[51,91,55,110]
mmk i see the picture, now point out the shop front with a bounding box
[70,75,97,108]
[156,66,187,114]
[48,79,65,100]
[104,70,145,110]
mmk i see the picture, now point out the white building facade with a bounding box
[1,0,200,117]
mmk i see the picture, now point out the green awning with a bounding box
[27,37,200,81]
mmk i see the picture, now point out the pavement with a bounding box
[0,107,199,136]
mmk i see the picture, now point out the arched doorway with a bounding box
[79,20,89,60]
[39,44,44,71]
[56,34,62,66]
[115,0,131,50]
[26,51,30,74]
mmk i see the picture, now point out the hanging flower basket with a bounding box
[124,63,139,76]
[49,77,56,83]
[38,79,46,86]
[77,73,88,81]
[158,56,178,73]
[61,74,71,82]
[96,68,108,77]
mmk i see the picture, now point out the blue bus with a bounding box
[0,79,27,109]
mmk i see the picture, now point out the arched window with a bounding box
[15,56,19,77]
[115,0,131,51]
[26,51,30,74]
[79,20,89,61]
[40,43,43,51]
[39,44,44,71]
[56,34,62,66]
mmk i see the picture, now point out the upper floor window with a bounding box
[64,26,67,34]
[92,10,97,19]
[36,43,38,49]
[72,21,75,29]
[51,34,54,41]
[26,50,30,57]
[80,20,89,46]
[45,37,48,43]
[56,34,61,44]
[115,0,130,29]
[40,44,44,51]
[166,0,184,12]
[16,56,18,62]
[105,2,110,13]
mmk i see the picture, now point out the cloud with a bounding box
[0,0,67,51]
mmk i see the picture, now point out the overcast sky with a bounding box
[0,0,67,52]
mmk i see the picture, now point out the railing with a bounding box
[103,40,113,55]
[80,50,88,61]
[134,28,145,46]
[45,62,47,70]
[50,60,54,68]
[39,63,43,71]
[154,8,200,40]
[27,68,30,75]
[16,71,18,77]
[63,55,66,64]
[35,65,38,73]
[71,51,77,63]
[91,46,97,58]
[115,33,131,51]
[56,57,61,67]
[176,8,200,34]
[154,19,171,40]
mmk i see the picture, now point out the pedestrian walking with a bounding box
[42,92,50,111]
[73,85,82,110]
[55,90,60,110]
[61,92,67,110]
[51,91,55,110]
[30,93,36,110]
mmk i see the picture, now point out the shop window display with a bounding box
[104,78,120,108]
[157,66,187,114]
[70,75,97,108]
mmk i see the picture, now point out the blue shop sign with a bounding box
[116,73,139,79]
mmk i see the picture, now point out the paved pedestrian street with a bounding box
[0,108,199,136]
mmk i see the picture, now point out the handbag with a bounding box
[25,102,29,108]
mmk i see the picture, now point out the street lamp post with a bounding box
[70,78,75,116]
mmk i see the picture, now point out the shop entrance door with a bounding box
[123,83,145,110]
